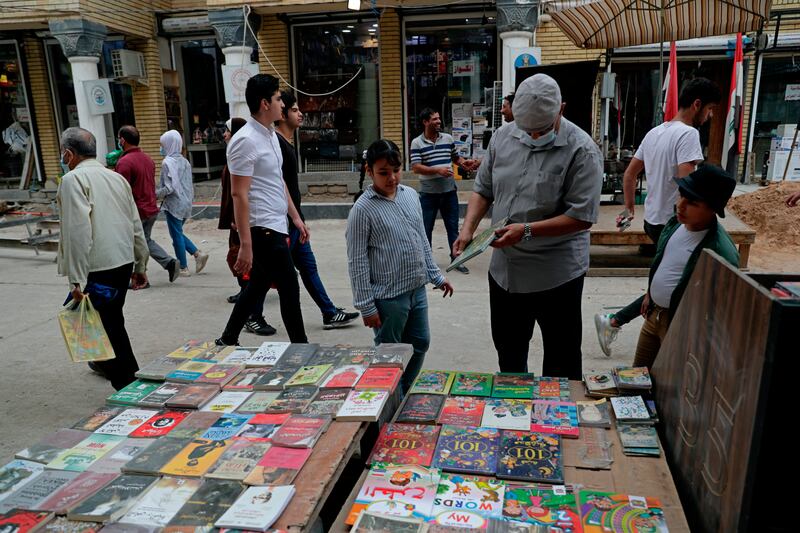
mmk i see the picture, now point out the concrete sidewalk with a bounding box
[0,218,646,463]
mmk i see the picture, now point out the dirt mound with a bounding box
[728,182,800,248]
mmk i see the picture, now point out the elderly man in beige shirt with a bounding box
[58,127,149,390]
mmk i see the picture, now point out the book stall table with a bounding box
[332,380,690,532]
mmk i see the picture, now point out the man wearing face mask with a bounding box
[454,74,602,380]
[57,127,149,390]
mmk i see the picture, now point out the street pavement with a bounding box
[0,218,646,462]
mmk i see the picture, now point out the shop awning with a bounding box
[544,0,771,50]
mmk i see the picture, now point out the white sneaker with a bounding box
[594,313,619,357]
[195,252,209,274]
[179,267,191,277]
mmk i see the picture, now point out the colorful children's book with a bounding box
[46,435,124,472]
[273,343,318,370]
[70,407,123,432]
[94,408,158,437]
[201,413,252,441]
[530,400,580,438]
[437,396,486,426]
[245,342,291,367]
[409,370,455,395]
[502,485,581,530]
[265,386,318,414]
[610,396,651,422]
[205,440,272,481]
[122,437,193,475]
[481,399,532,431]
[138,383,188,408]
[345,463,440,524]
[167,340,214,359]
[224,368,272,391]
[355,367,403,391]
[166,361,217,383]
[242,446,312,486]
[445,217,509,272]
[67,474,157,523]
[196,364,244,387]
[214,485,295,531]
[370,343,414,369]
[0,470,80,514]
[117,476,201,528]
[451,372,493,397]
[164,479,244,532]
[319,364,367,389]
[129,410,189,438]
[284,364,332,387]
[270,415,331,448]
[579,491,668,532]
[37,471,117,514]
[135,356,185,381]
[165,384,220,409]
[200,391,252,414]
[496,431,563,483]
[235,391,280,414]
[0,460,44,502]
[236,413,290,442]
[85,437,154,475]
[396,394,446,424]
[106,380,161,407]
[428,474,506,528]
[617,424,660,456]
[582,371,618,397]
[368,423,440,467]
[303,388,349,417]
[432,425,500,475]
[160,438,231,477]
[15,429,90,465]
[613,367,652,391]
[168,411,221,440]
[0,509,54,532]
[352,511,424,532]
[336,389,390,421]
[532,377,571,400]
[253,368,298,391]
[576,399,612,428]
[492,373,535,399]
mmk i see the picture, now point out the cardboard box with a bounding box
[776,124,797,138]
[767,150,800,181]
[770,137,799,151]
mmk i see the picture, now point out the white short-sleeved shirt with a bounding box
[226,117,288,234]
[635,121,703,226]
[650,225,709,307]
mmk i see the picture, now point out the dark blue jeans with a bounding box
[419,190,459,259]
[261,225,337,318]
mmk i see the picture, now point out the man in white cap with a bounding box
[454,73,602,379]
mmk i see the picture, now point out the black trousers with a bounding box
[88,263,139,390]
[221,227,307,344]
[489,273,585,380]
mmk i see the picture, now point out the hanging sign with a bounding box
[223,63,259,103]
[452,60,476,77]
[83,79,115,115]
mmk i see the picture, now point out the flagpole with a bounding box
[657,0,665,122]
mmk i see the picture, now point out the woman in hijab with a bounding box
[157,130,208,276]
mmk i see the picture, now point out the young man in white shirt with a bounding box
[595,78,721,356]
[216,74,310,345]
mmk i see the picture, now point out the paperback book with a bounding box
[86,438,154,475]
[319,364,367,389]
[0,470,80,514]
[237,413,290,442]
[245,342,291,367]
[135,356,184,381]
[46,434,124,472]
[236,392,280,414]
[369,343,413,369]
[492,373,535,399]
[224,368,271,391]
[582,371,618,398]
[610,396,651,423]
[160,438,231,477]
[337,346,375,366]
[408,370,455,395]
[309,345,349,366]
[576,399,612,428]
[530,401,580,438]
[265,386,318,414]
[106,380,161,407]
[117,476,201,528]
[168,411,221,440]
[122,437,193,475]
[284,365,332,387]
[196,364,243,388]
[94,409,158,437]
[431,425,500,475]
[166,361,217,384]
[138,383,188,408]
[270,415,331,448]
[129,410,189,438]
[579,491,668,532]
[201,413,252,441]
[37,471,117,514]
[303,388,349,417]
[214,485,295,532]
[15,429,89,464]
[70,407,123,432]
[617,425,660,456]
[336,389,389,422]
[204,440,271,481]
[613,367,652,391]
[396,394,445,424]
[368,423,440,467]
[437,396,486,426]
[200,391,252,414]
[39,516,101,532]
[481,399,532,431]
[428,474,506,528]
[346,463,440,524]
[502,485,581,530]
[67,474,157,523]
[445,217,508,272]
[165,384,220,410]
[355,367,402,391]
[0,509,53,532]
[273,343,317,370]
[451,372,493,397]
[496,431,563,483]
[253,368,298,391]
[167,340,215,359]
[0,460,44,501]
[242,447,312,486]
[352,511,424,532]
[164,479,244,532]
[532,377,571,401]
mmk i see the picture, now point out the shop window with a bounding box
[752,56,800,175]
[293,21,380,172]
[0,41,36,187]
[404,21,497,162]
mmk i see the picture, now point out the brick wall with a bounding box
[128,34,168,164]
[535,20,605,64]
[258,14,291,89]
[379,8,403,150]
[22,38,61,185]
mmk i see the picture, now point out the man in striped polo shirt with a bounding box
[410,108,479,274]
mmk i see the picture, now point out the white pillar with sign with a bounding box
[497,0,539,97]
[209,9,261,120]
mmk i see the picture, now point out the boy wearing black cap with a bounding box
[633,164,739,368]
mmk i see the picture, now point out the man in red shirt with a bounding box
[116,126,178,283]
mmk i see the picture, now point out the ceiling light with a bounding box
[347,0,360,10]
[343,29,351,33]
[372,23,378,27]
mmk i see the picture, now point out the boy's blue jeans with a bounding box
[372,285,430,393]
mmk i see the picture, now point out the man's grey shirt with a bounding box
[474,119,602,293]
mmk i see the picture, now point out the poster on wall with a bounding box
[83,79,115,115]
[452,59,476,77]
[222,63,259,103]
[513,47,542,69]
[785,84,800,101]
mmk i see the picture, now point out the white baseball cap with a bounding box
[513,73,562,133]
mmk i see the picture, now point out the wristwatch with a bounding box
[522,223,533,242]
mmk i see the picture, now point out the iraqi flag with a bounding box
[722,33,744,174]
[662,42,678,122]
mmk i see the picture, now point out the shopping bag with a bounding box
[57,295,116,363]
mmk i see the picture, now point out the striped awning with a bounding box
[545,0,772,49]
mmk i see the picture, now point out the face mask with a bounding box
[530,129,556,147]
[160,147,166,156]
[116,139,123,150]
[60,152,70,174]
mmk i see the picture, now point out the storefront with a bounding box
[292,18,380,173]
[0,39,40,188]
[403,13,498,164]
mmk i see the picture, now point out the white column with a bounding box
[501,31,533,97]
[222,45,254,119]
[68,56,109,158]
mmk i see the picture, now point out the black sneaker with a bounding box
[227,290,241,304]
[323,310,360,330]
[245,316,277,336]
[88,361,106,377]
[168,259,179,283]
[214,337,239,347]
